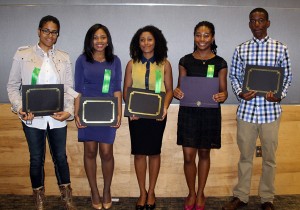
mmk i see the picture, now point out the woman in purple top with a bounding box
[74,24,122,210]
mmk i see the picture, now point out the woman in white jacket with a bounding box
[7,15,78,210]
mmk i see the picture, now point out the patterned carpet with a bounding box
[1,194,299,210]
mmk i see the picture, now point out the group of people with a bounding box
[7,7,292,210]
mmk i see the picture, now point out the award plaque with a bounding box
[124,87,165,119]
[79,97,117,126]
[242,65,284,98]
[22,84,64,116]
[180,77,219,108]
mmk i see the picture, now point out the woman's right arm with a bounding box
[122,60,133,102]
[7,54,23,114]
[74,56,86,128]
[123,60,138,120]
[173,65,187,100]
[7,50,35,121]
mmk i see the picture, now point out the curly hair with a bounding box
[83,24,114,63]
[130,25,168,65]
[193,21,218,55]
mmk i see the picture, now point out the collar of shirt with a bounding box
[141,55,155,64]
[34,43,56,57]
[252,35,269,45]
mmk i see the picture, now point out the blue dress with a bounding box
[75,54,122,144]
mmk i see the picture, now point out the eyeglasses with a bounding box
[40,28,59,37]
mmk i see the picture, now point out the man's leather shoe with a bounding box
[222,197,247,210]
[261,202,275,210]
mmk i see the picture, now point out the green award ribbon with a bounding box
[102,69,111,93]
[206,65,215,78]
[155,70,162,93]
[31,67,41,85]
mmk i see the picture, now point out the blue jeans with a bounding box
[22,122,71,188]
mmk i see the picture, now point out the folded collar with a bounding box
[252,36,269,44]
[141,55,155,64]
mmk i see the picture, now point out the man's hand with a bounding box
[239,90,257,101]
[265,91,281,102]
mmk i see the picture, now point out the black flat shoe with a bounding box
[136,204,145,210]
[145,202,156,210]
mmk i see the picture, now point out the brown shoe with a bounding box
[59,184,77,210]
[261,202,275,210]
[33,186,45,210]
[222,197,247,210]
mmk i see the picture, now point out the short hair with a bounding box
[249,8,269,20]
[130,25,168,65]
[83,24,114,63]
[38,15,60,33]
[193,21,218,55]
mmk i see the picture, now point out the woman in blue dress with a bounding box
[74,24,122,210]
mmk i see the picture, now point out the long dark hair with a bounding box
[83,24,114,63]
[130,25,168,65]
[193,21,218,54]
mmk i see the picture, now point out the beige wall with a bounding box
[0,104,299,197]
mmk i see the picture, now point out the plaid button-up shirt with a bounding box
[230,36,292,124]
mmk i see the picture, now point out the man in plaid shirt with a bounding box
[222,8,292,210]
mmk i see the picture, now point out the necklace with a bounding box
[97,58,106,63]
[200,59,207,65]
[93,53,106,62]
[193,51,211,65]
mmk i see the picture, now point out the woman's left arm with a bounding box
[160,60,173,120]
[213,68,228,103]
[111,57,122,128]
[53,53,78,121]
[112,91,122,128]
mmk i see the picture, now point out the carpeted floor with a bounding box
[0,194,299,209]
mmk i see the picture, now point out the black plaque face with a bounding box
[79,97,118,126]
[22,84,64,116]
[180,76,219,108]
[124,87,165,119]
[242,65,284,98]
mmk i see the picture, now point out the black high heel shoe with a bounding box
[146,192,156,210]
[145,202,156,210]
[136,204,145,210]
[136,192,147,210]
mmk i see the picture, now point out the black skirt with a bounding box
[129,117,167,155]
[177,106,221,149]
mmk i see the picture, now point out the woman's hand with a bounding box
[111,115,121,128]
[213,91,228,103]
[51,111,71,122]
[74,115,87,128]
[19,109,34,121]
[157,107,167,121]
[129,115,139,121]
[173,87,184,100]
